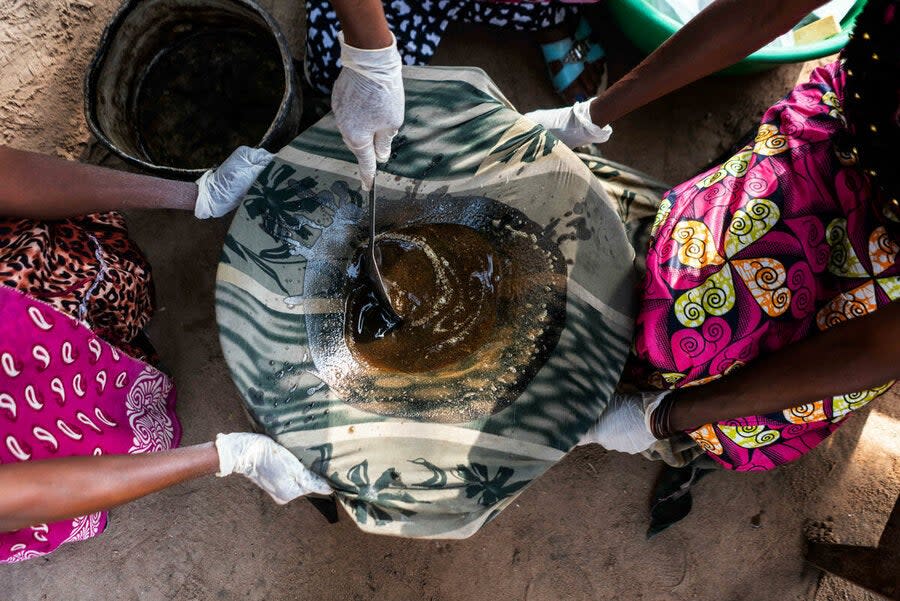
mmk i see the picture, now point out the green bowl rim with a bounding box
[614,0,865,64]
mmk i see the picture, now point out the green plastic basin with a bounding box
[608,0,865,74]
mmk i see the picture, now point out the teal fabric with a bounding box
[216,66,640,538]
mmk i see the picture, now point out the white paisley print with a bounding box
[61,513,104,544]
[5,545,48,564]
[126,367,175,453]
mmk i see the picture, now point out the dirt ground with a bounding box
[2,1,899,600]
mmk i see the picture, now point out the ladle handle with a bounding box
[366,174,400,324]
[369,179,377,259]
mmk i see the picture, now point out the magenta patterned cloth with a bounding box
[633,61,899,471]
[0,286,181,563]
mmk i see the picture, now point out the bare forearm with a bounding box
[669,302,900,430]
[329,0,392,49]
[0,146,197,219]
[0,443,218,532]
[590,0,826,125]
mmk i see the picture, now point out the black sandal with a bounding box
[647,462,715,538]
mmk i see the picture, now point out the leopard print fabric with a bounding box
[0,212,154,357]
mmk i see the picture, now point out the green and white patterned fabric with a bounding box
[216,66,636,538]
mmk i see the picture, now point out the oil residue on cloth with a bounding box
[136,29,283,169]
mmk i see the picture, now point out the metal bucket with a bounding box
[85,0,301,179]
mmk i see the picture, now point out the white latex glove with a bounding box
[332,32,404,191]
[524,100,612,149]
[578,390,670,454]
[194,146,275,219]
[215,433,332,504]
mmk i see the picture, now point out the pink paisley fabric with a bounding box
[633,61,899,471]
[0,286,181,563]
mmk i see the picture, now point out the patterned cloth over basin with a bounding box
[215,66,636,538]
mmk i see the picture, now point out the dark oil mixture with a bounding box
[136,29,283,169]
[306,197,568,422]
[345,223,512,373]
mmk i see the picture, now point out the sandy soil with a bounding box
[2,2,899,600]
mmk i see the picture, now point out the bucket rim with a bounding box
[84,0,298,179]
[609,0,863,68]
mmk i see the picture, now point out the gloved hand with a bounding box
[332,32,404,191]
[578,390,670,454]
[524,99,612,149]
[194,146,275,219]
[215,433,332,504]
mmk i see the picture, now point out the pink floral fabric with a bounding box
[633,61,898,471]
[0,286,181,563]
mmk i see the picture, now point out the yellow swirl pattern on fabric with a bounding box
[719,424,781,448]
[651,199,672,238]
[674,267,736,327]
[731,257,791,317]
[725,198,780,257]
[815,282,877,330]
[783,401,827,424]
[724,150,753,178]
[697,168,727,189]
[689,424,724,455]
[672,220,725,269]
[826,218,868,278]
[831,383,893,419]
[754,135,789,156]
[755,124,778,142]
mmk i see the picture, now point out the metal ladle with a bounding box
[366,172,402,329]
